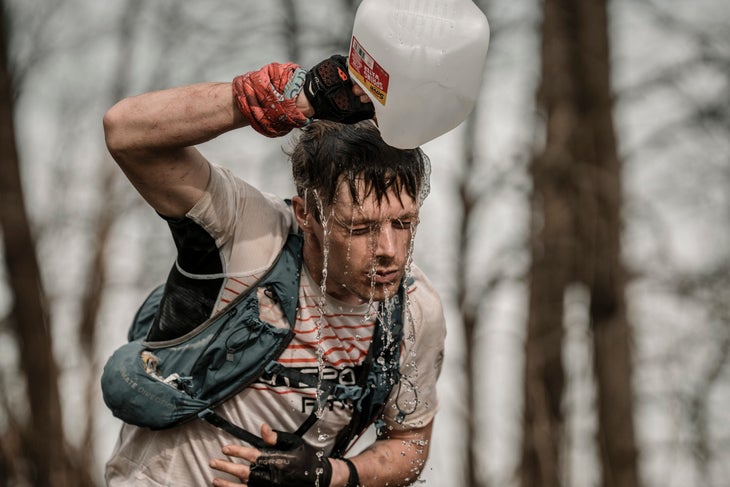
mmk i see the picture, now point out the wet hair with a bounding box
[288,120,431,220]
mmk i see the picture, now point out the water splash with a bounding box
[302,188,426,459]
[311,189,332,419]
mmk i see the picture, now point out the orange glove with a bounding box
[232,62,309,137]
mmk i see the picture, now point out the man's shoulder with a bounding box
[192,163,295,239]
[404,265,445,333]
[406,265,441,303]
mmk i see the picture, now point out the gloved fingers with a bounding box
[352,83,371,103]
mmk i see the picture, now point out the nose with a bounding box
[374,224,397,259]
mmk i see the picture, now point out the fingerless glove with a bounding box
[248,431,332,487]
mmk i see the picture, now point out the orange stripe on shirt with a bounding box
[295,320,374,335]
[287,335,368,349]
[286,341,366,356]
[229,276,256,287]
[277,351,367,367]
[290,332,371,351]
[279,344,368,365]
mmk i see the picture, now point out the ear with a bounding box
[291,195,313,232]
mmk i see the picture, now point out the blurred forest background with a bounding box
[1,0,728,486]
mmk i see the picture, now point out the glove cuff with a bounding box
[283,67,307,98]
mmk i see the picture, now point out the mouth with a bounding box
[368,268,400,285]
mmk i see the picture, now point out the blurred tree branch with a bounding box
[0,1,89,484]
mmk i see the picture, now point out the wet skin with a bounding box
[294,179,419,306]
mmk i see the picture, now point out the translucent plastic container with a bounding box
[348,0,490,149]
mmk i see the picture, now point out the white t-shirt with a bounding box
[105,164,446,486]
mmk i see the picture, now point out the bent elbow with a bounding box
[103,104,125,157]
[103,101,139,161]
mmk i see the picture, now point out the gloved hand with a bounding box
[232,62,310,137]
[248,431,332,487]
[303,54,375,124]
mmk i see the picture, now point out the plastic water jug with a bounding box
[348,0,490,149]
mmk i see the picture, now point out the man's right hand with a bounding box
[303,54,375,124]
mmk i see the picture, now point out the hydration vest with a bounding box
[101,232,406,457]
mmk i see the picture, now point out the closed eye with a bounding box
[392,219,413,230]
[333,214,419,235]
[349,225,376,236]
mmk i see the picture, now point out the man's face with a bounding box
[302,179,419,305]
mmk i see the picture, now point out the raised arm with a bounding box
[103,81,313,218]
[103,55,373,219]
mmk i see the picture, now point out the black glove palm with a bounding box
[248,431,332,487]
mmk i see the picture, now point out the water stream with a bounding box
[306,187,426,484]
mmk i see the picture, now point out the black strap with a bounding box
[200,407,324,450]
[266,362,357,437]
[343,458,360,487]
[292,381,339,438]
[329,288,406,458]
[329,345,377,457]
[293,411,320,437]
[199,363,364,448]
[198,409,267,449]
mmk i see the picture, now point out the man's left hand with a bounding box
[210,424,332,487]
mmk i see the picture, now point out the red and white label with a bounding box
[348,36,390,106]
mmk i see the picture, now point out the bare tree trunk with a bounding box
[519,0,577,483]
[0,3,76,485]
[573,3,640,487]
[520,161,571,487]
[457,112,488,487]
[520,1,640,486]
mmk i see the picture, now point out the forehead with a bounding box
[332,177,418,220]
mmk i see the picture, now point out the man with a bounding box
[102,56,445,486]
